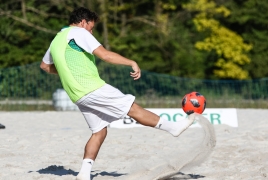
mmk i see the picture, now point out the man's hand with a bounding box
[131,62,141,80]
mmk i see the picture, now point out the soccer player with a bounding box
[40,7,195,180]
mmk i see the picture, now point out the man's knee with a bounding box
[93,127,107,138]
[128,103,142,116]
[128,103,151,120]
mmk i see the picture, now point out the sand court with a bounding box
[0,109,267,180]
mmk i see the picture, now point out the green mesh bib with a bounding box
[50,27,105,102]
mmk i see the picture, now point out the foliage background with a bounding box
[0,0,268,80]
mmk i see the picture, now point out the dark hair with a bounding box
[69,7,99,24]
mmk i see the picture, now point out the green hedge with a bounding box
[0,61,268,110]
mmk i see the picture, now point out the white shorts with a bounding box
[75,84,135,133]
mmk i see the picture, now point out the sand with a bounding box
[0,109,267,180]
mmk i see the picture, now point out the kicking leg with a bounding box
[128,103,195,137]
[127,103,159,127]
[76,127,107,180]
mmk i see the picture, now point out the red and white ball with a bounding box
[182,92,206,115]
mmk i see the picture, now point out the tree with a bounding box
[183,0,252,79]
[219,0,268,78]
[3,0,259,80]
[0,0,93,68]
[103,0,208,78]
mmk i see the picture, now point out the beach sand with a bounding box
[0,109,267,180]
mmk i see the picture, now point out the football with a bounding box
[182,92,206,115]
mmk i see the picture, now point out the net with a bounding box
[0,61,268,111]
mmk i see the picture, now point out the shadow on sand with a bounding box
[29,165,203,180]
[28,165,78,176]
[167,172,205,179]
[29,165,126,179]
[91,171,127,179]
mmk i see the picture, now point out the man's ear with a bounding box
[81,19,87,26]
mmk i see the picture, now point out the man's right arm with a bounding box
[93,46,141,80]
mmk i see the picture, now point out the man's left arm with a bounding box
[40,47,58,75]
[40,61,58,75]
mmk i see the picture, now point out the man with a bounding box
[0,123,5,129]
[40,7,195,180]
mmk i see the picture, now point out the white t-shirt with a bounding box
[43,27,101,64]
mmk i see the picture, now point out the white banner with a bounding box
[109,108,238,128]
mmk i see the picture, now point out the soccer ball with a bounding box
[182,92,206,115]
